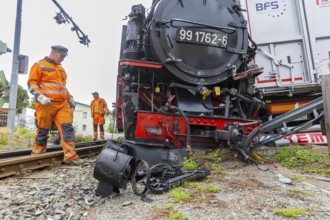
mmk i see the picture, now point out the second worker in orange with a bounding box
[90,92,108,140]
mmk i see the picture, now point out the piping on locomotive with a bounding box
[113,0,324,164]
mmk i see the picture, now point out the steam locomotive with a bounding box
[93,0,325,196]
[114,0,266,163]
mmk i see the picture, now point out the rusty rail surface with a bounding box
[0,140,106,160]
[0,140,106,179]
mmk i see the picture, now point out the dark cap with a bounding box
[51,45,68,56]
[92,92,99,96]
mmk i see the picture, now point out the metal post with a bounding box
[7,0,23,134]
[321,74,330,155]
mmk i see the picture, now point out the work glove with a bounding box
[68,96,76,111]
[37,94,51,105]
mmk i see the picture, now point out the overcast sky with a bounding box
[0,0,151,107]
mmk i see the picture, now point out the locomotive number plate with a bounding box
[176,27,228,48]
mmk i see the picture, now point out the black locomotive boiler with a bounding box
[115,0,265,164]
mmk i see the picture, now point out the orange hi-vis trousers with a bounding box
[32,101,78,162]
[93,113,105,139]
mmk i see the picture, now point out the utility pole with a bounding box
[7,0,23,134]
[321,74,330,155]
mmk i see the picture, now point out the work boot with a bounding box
[63,158,84,166]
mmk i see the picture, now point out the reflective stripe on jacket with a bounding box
[27,57,72,102]
[91,98,108,115]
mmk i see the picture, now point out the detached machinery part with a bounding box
[93,147,134,197]
[131,161,211,195]
[148,163,176,194]
[148,166,211,194]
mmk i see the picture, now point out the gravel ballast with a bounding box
[0,157,329,220]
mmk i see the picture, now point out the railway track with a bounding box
[0,140,106,179]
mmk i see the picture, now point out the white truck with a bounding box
[240,0,330,115]
[239,0,330,143]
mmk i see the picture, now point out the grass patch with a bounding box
[74,134,94,143]
[276,201,284,206]
[289,188,315,196]
[0,126,97,150]
[0,131,9,145]
[168,187,191,203]
[151,205,187,220]
[276,146,322,167]
[169,211,188,220]
[182,148,230,171]
[276,146,330,176]
[182,181,221,193]
[304,167,330,176]
[0,127,35,149]
[182,181,201,188]
[14,127,34,137]
[201,185,221,193]
[274,207,308,218]
[211,163,224,174]
[206,148,224,158]
[164,203,172,210]
[183,156,199,169]
[285,175,304,182]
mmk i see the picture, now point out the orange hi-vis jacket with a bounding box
[91,98,108,116]
[27,57,72,101]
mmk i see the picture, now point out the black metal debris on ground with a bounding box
[93,140,210,200]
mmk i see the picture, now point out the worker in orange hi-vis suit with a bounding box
[27,45,82,164]
[90,92,108,140]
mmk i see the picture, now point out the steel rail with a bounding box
[0,141,106,179]
[0,140,106,160]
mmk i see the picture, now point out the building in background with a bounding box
[18,107,36,131]
[73,102,112,136]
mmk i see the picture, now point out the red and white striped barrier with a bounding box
[283,132,327,145]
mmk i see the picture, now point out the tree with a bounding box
[16,85,30,113]
[29,97,36,109]
[0,80,30,113]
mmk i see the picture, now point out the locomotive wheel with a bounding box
[131,160,151,196]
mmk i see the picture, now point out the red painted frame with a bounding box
[135,112,261,147]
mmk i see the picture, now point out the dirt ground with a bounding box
[0,146,329,220]
[92,150,330,220]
